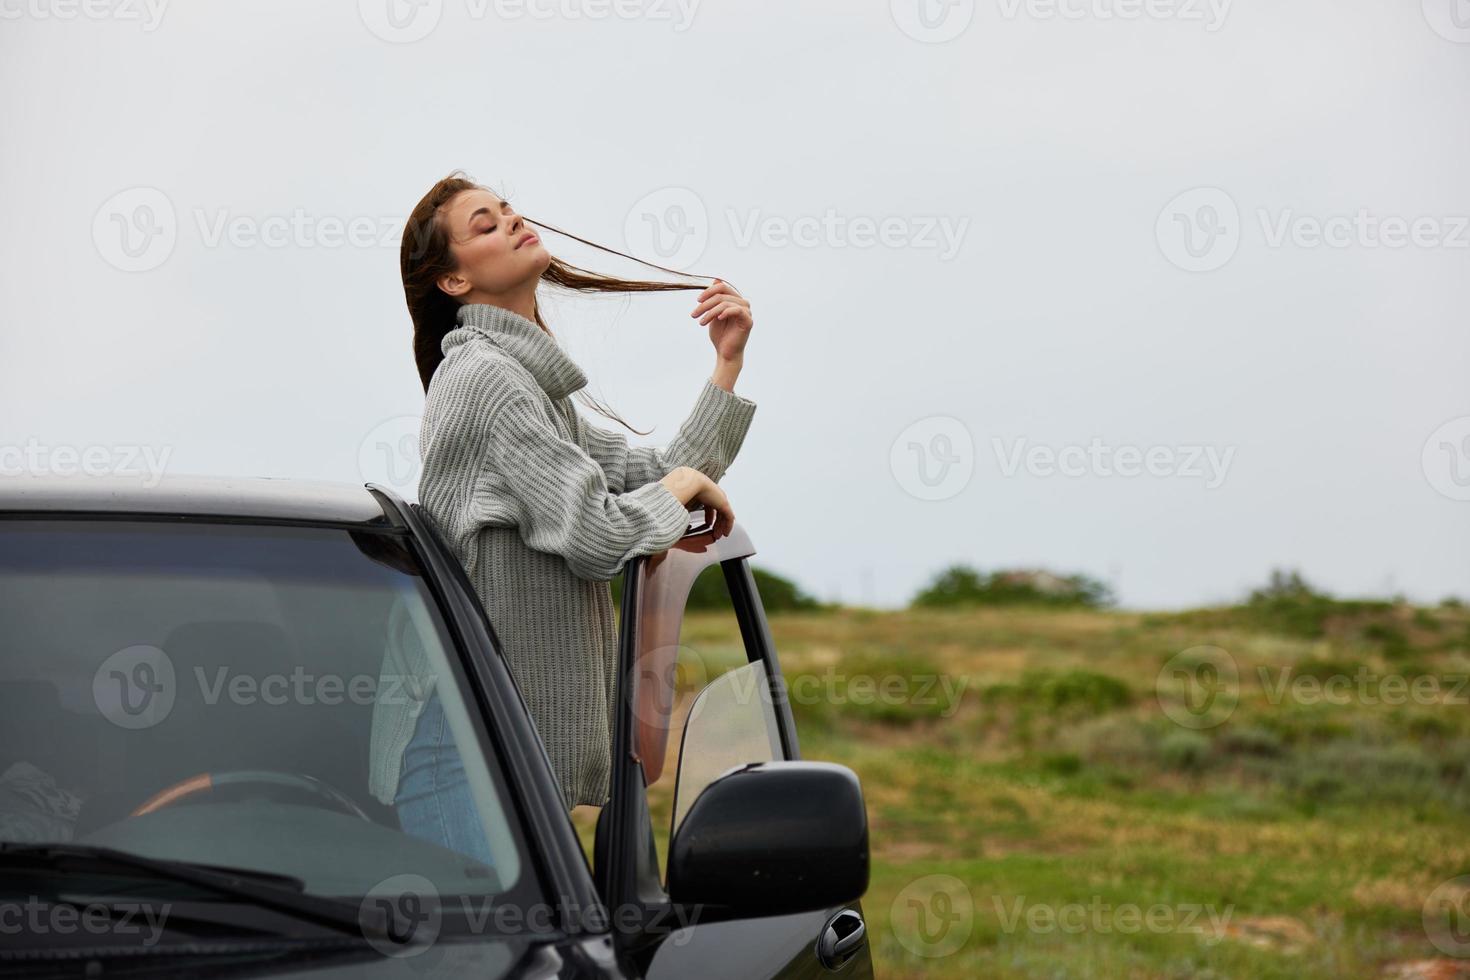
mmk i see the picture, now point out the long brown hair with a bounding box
[400,170,728,435]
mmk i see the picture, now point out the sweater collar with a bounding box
[447,303,588,401]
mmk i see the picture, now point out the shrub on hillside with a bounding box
[911,564,1115,609]
[985,667,1132,717]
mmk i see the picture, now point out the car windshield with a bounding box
[0,518,529,910]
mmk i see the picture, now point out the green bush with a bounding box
[1282,741,1457,811]
[989,668,1132,717]
[1362,622,1411,658]
[911,564,1115,609]
[1059,714,1155,768]
[1159,730,1213,771]
[1220,725,1285,757]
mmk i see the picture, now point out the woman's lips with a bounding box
[516,233,539,249]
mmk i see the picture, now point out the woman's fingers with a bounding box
[696,279,734,301]
[690,295,746,319]
[691,281,747,318]
[699,300,744,326]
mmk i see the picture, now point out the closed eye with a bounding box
[481,202,512,234]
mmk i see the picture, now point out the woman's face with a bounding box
[437,188,550,300]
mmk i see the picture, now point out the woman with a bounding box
[370,172,757,843]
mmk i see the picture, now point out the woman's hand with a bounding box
[691,279,752,364]
[660,466,735,538]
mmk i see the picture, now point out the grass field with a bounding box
[575,601,1470,979]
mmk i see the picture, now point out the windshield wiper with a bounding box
[0,843,386,943]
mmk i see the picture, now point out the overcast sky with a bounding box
[1,0,1466,609]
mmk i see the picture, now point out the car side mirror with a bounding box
[665,761,869,920]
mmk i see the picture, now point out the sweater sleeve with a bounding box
[578,377,757,493]
[484,391,695,581]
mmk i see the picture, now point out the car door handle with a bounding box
[816,908,866,969]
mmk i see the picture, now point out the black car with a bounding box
[0,476,874,978]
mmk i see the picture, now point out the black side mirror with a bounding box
[666,761,869,920]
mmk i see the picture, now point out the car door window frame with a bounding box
[599,518,800,957]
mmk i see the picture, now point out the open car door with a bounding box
[593,515,875,979]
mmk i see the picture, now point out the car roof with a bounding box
[0,474,395,526]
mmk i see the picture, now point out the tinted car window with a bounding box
[0,519,530,906]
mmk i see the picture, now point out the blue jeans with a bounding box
[394,693,495,868]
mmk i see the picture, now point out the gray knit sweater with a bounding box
[368,302,757,811]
